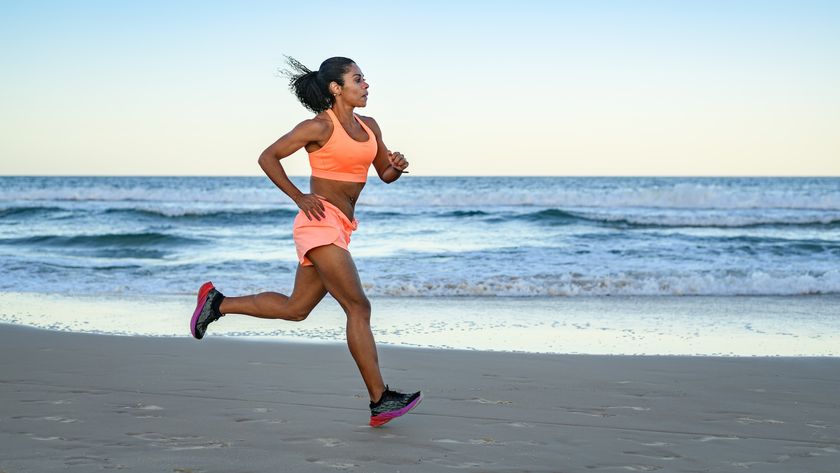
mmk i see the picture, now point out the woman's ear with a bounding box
[329,81,342,97]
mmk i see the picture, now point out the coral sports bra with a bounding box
[309,109,378,183]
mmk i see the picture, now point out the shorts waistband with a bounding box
[317,197,358,230]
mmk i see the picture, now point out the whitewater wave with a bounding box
[1,262,837,297]
[364,270,840,297]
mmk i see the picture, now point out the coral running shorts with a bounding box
[292,198,358,266]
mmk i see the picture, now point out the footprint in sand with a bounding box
[233,417,287,424]
[316,438,347,448]
[20,399,71,405]
[624,451,681,461]
[125,432,228,451]
[695,435,740,442]
[619,438,673,447]
[469,398,513,405]
[434,437,499,446]
[806,421,829,429]
[505,421,535,428]
[599,465,662,472]
[64,456,111,467]
[306,459,357,470]
[736,416,784,425]
[131,403,164,411]
[25,433,69,442]
[561,407,614,418]
[116,402,164,418]
[425,458,494,469]
[13,415,79,423]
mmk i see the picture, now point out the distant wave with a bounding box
[0,204,299,222]
[513,208,840,229]
[360,182,840,210]
[375,207,840,229]
[0,205,66,218]
[0,185,286,205]
[104,207,298,221]
[5,203,839,229]
[518,209,584,224]
[4,179,840,210]
[0,232,202,248]
[446,210,490,217]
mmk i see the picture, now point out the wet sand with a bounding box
[1,325,838,472]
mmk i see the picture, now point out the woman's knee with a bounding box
[344,297,371,321]
[286,305,314,322]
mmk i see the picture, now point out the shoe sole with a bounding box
[369,393,423,427]
[190,281,215,339]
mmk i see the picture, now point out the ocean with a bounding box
[2,176,839,355]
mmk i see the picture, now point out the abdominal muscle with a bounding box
[310,176,365,221]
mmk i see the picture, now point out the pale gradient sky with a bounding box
[1,0,838,176]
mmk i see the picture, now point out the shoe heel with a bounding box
[190,282,215,339]
[197,281,214,303]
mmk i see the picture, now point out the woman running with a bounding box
[189,56,421,427]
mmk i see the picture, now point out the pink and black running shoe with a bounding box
[190,281,225,340]
[369,385,423,427]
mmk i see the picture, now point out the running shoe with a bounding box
[369,385,423,427]
[190,281,225,340]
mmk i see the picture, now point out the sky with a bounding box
[1,0,838,176]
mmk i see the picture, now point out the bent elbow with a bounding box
[257,152,273,168]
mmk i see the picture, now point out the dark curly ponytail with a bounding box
[282,56,356,113]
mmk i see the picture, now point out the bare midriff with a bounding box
[310,176,366,222]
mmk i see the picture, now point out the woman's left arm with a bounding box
[361,116,409,184]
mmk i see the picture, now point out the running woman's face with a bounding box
[334,63,369,108]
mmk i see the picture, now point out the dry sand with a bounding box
[1,325,838,472]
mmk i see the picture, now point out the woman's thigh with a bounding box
[305,244,368,312]
[287,263,328,313]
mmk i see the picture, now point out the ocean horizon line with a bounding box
[2,174,839,179]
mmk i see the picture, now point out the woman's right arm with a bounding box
[257,119,328,220]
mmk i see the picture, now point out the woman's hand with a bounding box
[294,193,327,221]
[388,151,409,173]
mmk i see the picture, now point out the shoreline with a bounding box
[3,292,840,357]
[5,323,840,360]
[2,324,839,472]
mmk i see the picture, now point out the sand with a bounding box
[1,324,838,472]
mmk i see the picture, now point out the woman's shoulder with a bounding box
[293,113,333,140]
[356,115,381,135]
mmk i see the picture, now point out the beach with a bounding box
[2,176,839,471]
[2,324,839,472]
